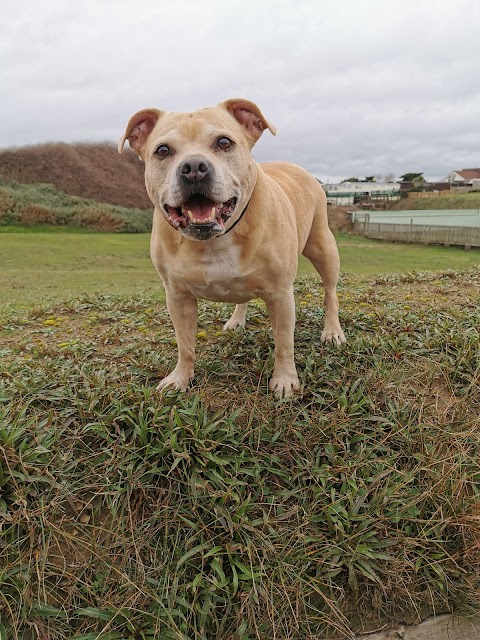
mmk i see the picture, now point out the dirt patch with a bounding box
[328,204,355,232]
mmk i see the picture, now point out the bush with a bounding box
[0,186,13,213]
[72,206,124,231]
[18,203,56,226]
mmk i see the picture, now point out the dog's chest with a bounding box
[173,239,254,302]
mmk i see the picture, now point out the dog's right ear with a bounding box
[118,108,164,158]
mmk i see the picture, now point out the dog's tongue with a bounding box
[186,195,216,221]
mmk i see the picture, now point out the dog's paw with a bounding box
[223,317,246,331]
[321,326,346,346]
[156,369,193,393]
[269,371,301,399]
[223,305,247,331]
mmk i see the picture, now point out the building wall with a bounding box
[443,171,464,183]
[324,182,400,205]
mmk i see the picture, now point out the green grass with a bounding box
[2,230,480,309]
[2,232,158,309]
[1,268,479,638]
[0,224,96,233]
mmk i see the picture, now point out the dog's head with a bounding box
[119,99,276,241]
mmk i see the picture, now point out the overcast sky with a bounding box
[1,0,479,182]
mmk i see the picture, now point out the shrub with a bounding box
[0,186,14,213]
[18,203,56,226]
[72,206,124,232]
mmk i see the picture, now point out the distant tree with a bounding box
[342,177,361,183]
[364,176,376,182]
[399,172,425,184]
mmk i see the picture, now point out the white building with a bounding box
[442,168,480,185]
[323,181,401,206]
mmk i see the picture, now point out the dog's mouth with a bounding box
[163,195,238,237]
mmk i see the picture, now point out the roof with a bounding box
[454,168,480,180]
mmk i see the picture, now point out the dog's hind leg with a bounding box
[302,226,346,345]
[223,303,248,330]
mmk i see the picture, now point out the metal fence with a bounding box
[353,220,480,249]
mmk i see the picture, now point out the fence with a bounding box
[409,187,480,197]
[353,220,480,249]
[409,191,454,198]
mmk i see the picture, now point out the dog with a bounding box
[118,99,345,398]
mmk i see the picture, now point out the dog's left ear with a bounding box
[221,99,276,145]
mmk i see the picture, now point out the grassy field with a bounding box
[2,229,480,309]
[1,266,479,638]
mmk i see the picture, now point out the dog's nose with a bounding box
[179,156,212,183]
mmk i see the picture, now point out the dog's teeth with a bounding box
[187,210,195,222]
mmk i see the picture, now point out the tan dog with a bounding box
[119,99,345,398]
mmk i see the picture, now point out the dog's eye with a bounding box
[155,144,171,158]
[217,137,233,150]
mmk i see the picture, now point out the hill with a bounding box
[0,142,151,209]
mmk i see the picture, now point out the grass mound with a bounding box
[0,178,153,233]
[391,192,480,210]
[1,270,479,639]
[0,143,151,210]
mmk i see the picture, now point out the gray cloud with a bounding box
[1,0,479,181]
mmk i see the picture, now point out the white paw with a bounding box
[156,369,193,393]
[223,317,245,331]
[321,326,346,346]
[269,371,300,399]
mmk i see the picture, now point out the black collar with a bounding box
[221,199,250,236]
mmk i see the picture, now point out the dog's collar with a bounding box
[221,199,250,236]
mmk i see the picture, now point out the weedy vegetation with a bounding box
[1,267,479,639]
[0,178,153,233]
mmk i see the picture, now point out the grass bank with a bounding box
[393,192,480,210]
[0,179,152,233]
[2,230,480,309]
[1,268,479,638]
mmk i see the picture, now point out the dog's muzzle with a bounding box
[163,194,238,240]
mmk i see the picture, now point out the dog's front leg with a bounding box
[223,303,248,330]
[157,290,198,392]
[264,290,300,399]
